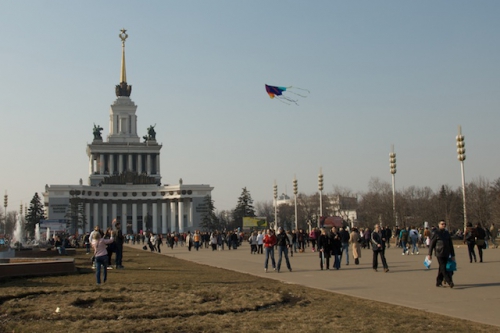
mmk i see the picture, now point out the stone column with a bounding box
[89,154,94,175]
[189,199,193,228]
[112,203,117,224]
[102,202,108,230]
[99,154,105,174]
[161,202,167,234]
[156,154,160,175]
[85,202,91,231]
[170,201,176,233]
[142,202,148,231]
[118,154,123,173]
[137,154,142,174]
[121,202,127,234]
[146,154,152,175]
[128,154,133,172]
[178,200,184,233]
[132,203,137,233]
[109,154,114,175]
[152,202,158,234]
[93,202,99,229]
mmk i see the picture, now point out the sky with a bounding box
[0,1,499,213]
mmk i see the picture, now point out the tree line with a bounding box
[201,177,500,233]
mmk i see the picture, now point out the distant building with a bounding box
[275,193,292,206]
[43,30,213,235]
[329,195,358,227]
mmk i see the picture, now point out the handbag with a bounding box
[446,259,457,272]
[424,257,432,269]
[476,238,485,247]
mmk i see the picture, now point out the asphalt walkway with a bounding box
[126,241,500,327]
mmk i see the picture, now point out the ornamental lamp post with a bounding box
[3,192,7,235]
[293,175,298,231]
[273,181,278,231]
[456,125,467,232]
[318,168,323,228]
[390,145,398,227]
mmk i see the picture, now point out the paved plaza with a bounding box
[127,241,500,327]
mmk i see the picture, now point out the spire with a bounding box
[115,28,132,97]
[120,28,127,83]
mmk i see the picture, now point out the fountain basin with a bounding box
[0,257,76,279]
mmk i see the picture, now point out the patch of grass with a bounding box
[0,247,497,333]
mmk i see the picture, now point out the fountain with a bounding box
[35,223,40,243]
[11,214,24,249]
[0,215,75,279]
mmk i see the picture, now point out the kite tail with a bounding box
[287,86,310,98]
[278,95,299,105]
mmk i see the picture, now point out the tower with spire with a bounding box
[44,30,213,235]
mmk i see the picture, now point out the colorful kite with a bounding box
[265,84,310,105]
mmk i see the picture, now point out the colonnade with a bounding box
[88,153,160,176]
[84,199,193,235]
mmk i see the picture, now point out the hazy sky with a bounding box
[1,1,499,213]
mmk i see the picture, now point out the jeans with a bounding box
[410,239,419,253]
[341,242,349,264]
[277,246,291,271]
[332,254,341,269]
[264,247,276,269]
[95,255,108,284]
[401,241,408,253]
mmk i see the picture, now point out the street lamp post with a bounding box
[3,192,7,235]
[390,145,398,227]
[293,175,298,231]
[456,125,467,231]
[273,181,278,231]
[318,168,323,228]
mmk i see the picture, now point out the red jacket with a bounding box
[263,234,277,248]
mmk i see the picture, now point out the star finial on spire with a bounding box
[119,28,128,45]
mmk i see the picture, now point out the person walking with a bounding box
[428,220,455,288]
[113,220,124,269]
[263,229,277,272]
[317,228,331,270]
[329,227,342,270]
[409,226,419,255]
[276,227,292,273]
[475,223,486,263]
[91,231,114,285]
[248,231,258,254]
[400,227,409,255]
[349,227,362,265]
[256,230,264,254]
[371,224,389,272]
[339,227,350,266]
[464,222,477,263]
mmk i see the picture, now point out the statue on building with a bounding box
[143,124,156,142]
[93,123,103,140]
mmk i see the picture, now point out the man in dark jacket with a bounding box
[276,227,292,273]
[114,220,125,269]
[428,220,455,288]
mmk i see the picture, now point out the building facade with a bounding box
[43,30,213,235]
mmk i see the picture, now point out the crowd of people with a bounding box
[47,219,498,287]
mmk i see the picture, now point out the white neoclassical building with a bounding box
[43,30,213,235]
